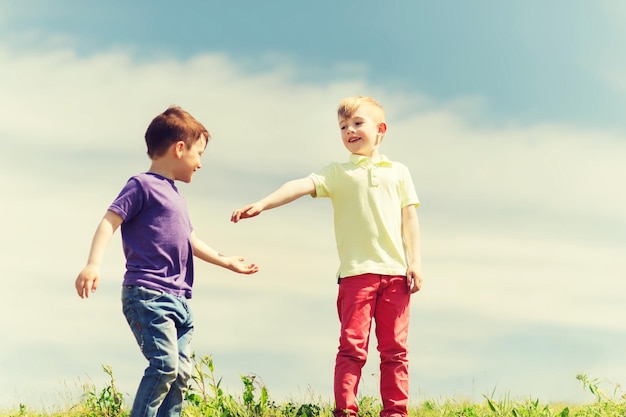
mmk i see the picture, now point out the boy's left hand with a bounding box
[225,256,260,275]
[407,268,422,293]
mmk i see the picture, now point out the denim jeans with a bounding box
[122,285,194,417]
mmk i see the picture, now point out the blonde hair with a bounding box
[337,96,385,124]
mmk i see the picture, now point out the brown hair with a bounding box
[337,96,385,124]
[145,106,210,159]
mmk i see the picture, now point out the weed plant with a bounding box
[3,355,626,417]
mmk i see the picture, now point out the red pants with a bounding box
[333,273,411,417]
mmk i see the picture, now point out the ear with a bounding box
[377,122,387,135]
[173,141,186,158]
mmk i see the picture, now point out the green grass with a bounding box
[3,354,626,417]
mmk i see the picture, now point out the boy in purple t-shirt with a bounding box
[75,106,259,417]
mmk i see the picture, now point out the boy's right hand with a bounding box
[231,203,263,223]
[75,265,100,299]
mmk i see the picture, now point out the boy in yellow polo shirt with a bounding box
[231,96,422,417]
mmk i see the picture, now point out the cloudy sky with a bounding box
[1,0,626,410]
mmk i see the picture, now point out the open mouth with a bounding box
[348,137,360,143]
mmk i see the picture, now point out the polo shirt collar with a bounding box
[349,153,392,167]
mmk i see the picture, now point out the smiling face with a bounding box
[175,134,207,183]
[339,103,387,158]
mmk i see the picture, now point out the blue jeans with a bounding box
[122,285,194,417]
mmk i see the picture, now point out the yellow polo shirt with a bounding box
[309,154,420,279]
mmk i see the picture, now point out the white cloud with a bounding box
[1,34,625,409]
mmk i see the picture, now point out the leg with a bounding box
[157,299,194,417]
[122,286,192,417]
[334,274,379,417]
[374,275,411,417]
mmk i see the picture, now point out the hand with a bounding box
[225,256,260,274]
[406,267,423,294]
[231,203,263,223]
[75,265,100,298]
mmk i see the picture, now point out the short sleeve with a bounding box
[398,163,420,208]
[308,163,336,199]
[108,177,145,221]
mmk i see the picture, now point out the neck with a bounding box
[355,150,381,161]
[148,161,175,180]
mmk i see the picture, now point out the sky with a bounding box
[1,0,626,411]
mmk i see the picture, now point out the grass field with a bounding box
[3,354,625,417]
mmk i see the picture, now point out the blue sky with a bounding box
[1,0,625,410]
[6,0,626,128]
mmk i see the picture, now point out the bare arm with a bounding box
[231,177,316,223]
[75,210,123,298]
[402,205,423,294]
[190,231,259,274]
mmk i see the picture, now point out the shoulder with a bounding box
[117,174,144,192]
[387,159,412,174]
[116,173,163,201]
[382,158,415,185]
[309,161,344,190]
[380,154,406,168]
[131,172,157,185]
[320,160,352,173]
[312,161,352,182]
[121,173,149,188]
[129,173,176,191]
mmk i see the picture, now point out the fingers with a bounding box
[231,207,249,223]
[238,259,259,274]
[75,274,98,298]
[91,279,99,294]
[407,272,422,294]
[229,256,259,274]
[411,276,422,293]
[231,206,260,223]
[241,265,259,274]
[76,279,90,298]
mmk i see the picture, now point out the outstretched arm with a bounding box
[190,231,259,274]
[231,177,316,223]
[75,210,123,298]
[402,205,423,294]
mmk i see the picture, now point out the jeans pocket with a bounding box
[122,299,145,349]
[136,286,165,303]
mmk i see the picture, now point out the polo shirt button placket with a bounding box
[369,166,379,187]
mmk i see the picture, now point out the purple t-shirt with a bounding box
[109,172,194,298]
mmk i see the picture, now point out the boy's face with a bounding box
[176,135,207,183]
[338,104,386,158]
